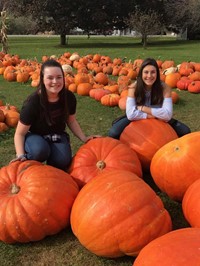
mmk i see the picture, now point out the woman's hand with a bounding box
[9,154,27,164]
[83,135,102,143]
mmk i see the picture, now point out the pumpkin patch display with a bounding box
[68,137,142,188]
[182,178,200,227]
[0,160,79,244]
[133,228,200,266]
[150,132,200,201]
[70,170,172,258]
[120,119,178,172]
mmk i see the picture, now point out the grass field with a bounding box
[0,36,200,266]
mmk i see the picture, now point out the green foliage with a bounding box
[0,36,200,265]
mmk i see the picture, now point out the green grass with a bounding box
[0,36,199,266]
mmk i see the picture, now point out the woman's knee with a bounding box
[25,134,50,161]
[47,137,72,170]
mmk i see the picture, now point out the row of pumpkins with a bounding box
[0,117,200,265]
[1,51,200,110]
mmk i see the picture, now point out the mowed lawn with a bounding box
[0,35,200,266]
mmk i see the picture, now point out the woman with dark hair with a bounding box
[108,58,190,139]
[11,59,99,170]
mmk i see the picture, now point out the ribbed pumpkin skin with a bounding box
[68,137,142,188]
[70,170,172,258]
[150,132,200,202]
[182,178,200,227]
[0,160,79,244]
[120,119,178,172]
[133,228,200,266]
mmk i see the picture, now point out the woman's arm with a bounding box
[67,114,101,143]
[10,121,30,163]
[126,83,149,120]
[150,83,173,121]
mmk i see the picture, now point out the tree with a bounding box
[125,9,164,48]
[163,0,200,39]
[76,0,136,37]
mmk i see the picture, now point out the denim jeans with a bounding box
[108,116,191,139]
[25,132,72,170]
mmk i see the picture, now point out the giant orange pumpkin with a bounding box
[68,137,142,188]
[120,119,178,171]
[0,160,79,243]
[182,178,200,227]
[150,132,200,201]
[70,170,172,258]
[133,228,200,266]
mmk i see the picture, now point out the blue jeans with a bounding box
[108,116,191,139]
[24,132,72,170]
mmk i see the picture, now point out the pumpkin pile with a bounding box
[0,102,20,132]
[2,51,200,112]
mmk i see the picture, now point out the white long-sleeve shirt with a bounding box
[126,95,173,122]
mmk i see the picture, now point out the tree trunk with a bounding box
[60,34,66,45]
[143,34,147,49]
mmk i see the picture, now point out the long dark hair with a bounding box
[37,59,68,125]
[135,58,164,105]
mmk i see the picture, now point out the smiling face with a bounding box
[142,65,157,89]
[43,66,64,100]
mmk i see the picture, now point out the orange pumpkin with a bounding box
[74,72,89,85]
[89,88,110,101]
[171,91,179,104]
[100,93,120,107]
[70,170,172,258]
[68,137,142,188]
[182,178,200,227]
[165,72,181,88]
[0,109,5,122]
[118,95,127,110]
[94,72,109,85]
[188,81,200,93]
[133,228,200,266]
[5,110,20,127]
[150,132,200,201]
[0,160,79,243]
[77,82,92,96]
[0,122,8,132]
[120,119,178,171]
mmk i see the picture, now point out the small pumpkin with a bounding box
[77,82,92,96]
[188,81,200,93]
[5,110,20,127]
[70,170,172,258]
[0,122,8,132]
[0,160,79,243]
[100,93,120,107]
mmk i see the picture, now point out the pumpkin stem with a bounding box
[11,184,20,194]
[96,160,106,170]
